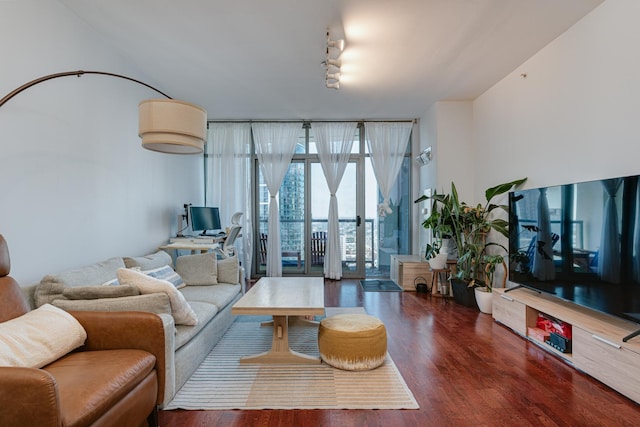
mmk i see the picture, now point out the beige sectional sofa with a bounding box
[24,250,243,407]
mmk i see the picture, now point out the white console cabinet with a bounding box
[493,287,640,404]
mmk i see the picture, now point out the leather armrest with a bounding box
[0,367,61,427]
[70,310,167,405]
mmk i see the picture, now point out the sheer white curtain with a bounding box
[313,122,357,280]
[364,122,413,216]
[599,178,622,283]
[206,123,253,281]
[252,123,300,277]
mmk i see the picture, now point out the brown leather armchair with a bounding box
[0,234,166,427]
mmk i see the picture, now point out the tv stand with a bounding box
[493,287,640,404]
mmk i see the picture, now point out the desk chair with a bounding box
[231,211,243,225]
[215,225,242,258]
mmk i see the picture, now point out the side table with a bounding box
[430,268,453,299]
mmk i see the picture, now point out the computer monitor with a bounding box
[189,206,221,236]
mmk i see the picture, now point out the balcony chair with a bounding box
[311,231,327,266]
[259,233,301,268]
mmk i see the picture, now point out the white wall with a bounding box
[418,0,640,231]
[415,101,474,255]
[0,1,203,284]
[473,0,640,196]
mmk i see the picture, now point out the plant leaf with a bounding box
[485,178,527,202]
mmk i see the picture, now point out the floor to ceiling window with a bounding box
[251,122,412,279]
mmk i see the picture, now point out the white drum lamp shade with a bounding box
[139,99,207,154]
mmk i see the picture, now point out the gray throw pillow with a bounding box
[62,284,140,300]
[124,250,173,270]
[217,256,239,284]
[51,293,172,315]
[34,257,126,307]
[175,252,218,286]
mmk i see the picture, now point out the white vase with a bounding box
[474,287,493,314]
[428,253,448,269]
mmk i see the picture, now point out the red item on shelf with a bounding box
[536,314,572,339]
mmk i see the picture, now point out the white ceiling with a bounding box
[59,0,602,120]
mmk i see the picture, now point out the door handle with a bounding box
[356,215,361,226]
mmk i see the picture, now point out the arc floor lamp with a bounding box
[0,70,207,154]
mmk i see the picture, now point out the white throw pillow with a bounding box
[0,304,87,368]
[117,268,198,326]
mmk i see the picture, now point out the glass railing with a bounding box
[257,218,376,268]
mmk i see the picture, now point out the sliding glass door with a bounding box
[253,123,411,279]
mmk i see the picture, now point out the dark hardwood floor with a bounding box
[159,279,640,426]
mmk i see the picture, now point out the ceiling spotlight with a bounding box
[328,39,345,52]
[326,58,341,68]
[326,30,345,52]
[326,71,340,81]
[326,81,340,90]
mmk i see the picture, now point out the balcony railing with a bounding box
[257,218,377,267]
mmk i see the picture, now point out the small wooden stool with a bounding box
[318,313,387,371]
[430,268,451,298]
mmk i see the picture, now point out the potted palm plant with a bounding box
[417,178,527,308]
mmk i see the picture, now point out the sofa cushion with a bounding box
[62,284,140,300]
[0,304,87,368]
[143,265,186,289]
[174,301,219,349]
[34,257,126,307]
[52,293,172,315]
[124,250,173,270]
[175,252,218,286]
[217,256,239,284]
[180,283,241,310]
[117,268,197,326]
[43,349,156,427]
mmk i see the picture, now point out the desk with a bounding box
[159,241,218,255]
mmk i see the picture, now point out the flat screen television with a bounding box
[508,174,640,340]
[189,206,221,236]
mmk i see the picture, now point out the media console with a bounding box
[493,287,640,404]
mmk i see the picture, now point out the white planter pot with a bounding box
[428,253,448,269]
[474,287,493,314]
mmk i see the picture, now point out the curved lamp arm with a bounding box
[0,70,207,154]
[0,70,171,108]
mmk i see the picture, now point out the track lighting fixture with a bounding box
[324,28,345,90]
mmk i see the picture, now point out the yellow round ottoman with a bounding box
[318,313,387,371]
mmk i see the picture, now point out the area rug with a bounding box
[359,279,403,292]
[164,307,418,410]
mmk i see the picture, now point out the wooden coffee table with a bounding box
[232,277,325,364]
